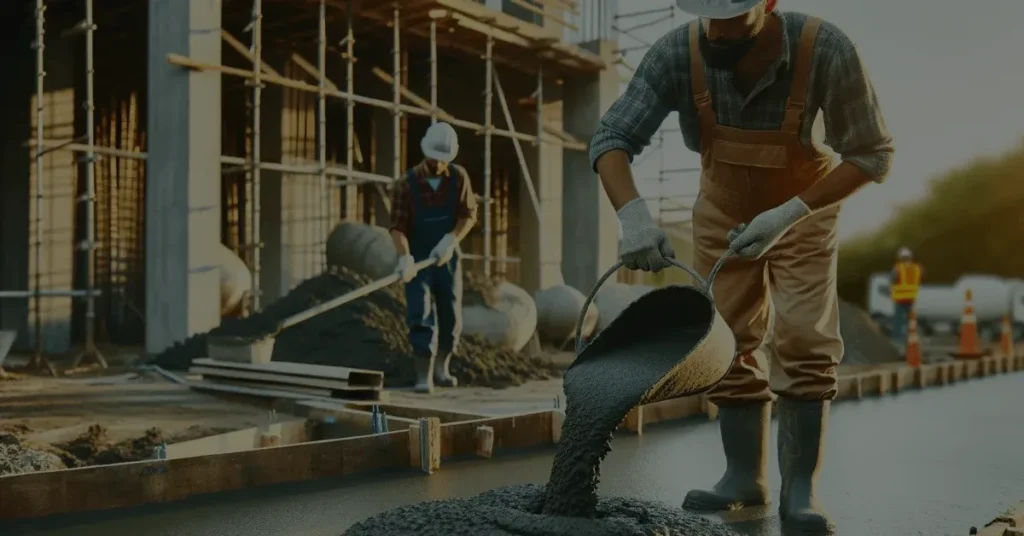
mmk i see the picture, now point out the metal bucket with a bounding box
[571,255,736,405]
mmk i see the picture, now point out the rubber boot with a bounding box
[413,355,435,394]
[777,398,836,535]
[682,402,771,511]
[433,352,458,388]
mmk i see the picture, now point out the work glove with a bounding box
[395,254,418,283]
[429,233,458,266]
[727,197,812,260]
[616,197,675,272]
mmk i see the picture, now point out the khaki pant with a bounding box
[693,194,843,406]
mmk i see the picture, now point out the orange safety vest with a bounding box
[891,262,922,302]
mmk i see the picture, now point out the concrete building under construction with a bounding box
[0,0,624,361]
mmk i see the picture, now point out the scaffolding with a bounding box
[10,0,595,358]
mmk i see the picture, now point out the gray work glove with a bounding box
[727,197,812,259]
[395,254,418,283]
[616,197,675,272]
[429,233,457,266]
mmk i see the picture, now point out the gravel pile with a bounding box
[152,268,561,388]
[838,299,900,365]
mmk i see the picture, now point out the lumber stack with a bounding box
[187,358,387,402]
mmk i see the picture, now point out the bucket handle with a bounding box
[574,250,734,355]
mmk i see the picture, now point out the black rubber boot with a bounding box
[777,398,836,535]
[413,355,435,394]
[682,402,771,511]
[433,352,458,388]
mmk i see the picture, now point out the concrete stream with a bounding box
[4,372,1023,536]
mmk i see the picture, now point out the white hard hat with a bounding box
[676,0,763,20]
[420,122,459,163]
[898,247,912,259]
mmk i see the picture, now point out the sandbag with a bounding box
[326,222,398,279]
[593,283,644,333]
[217,244,252,318]
[535,284,598,346]
[462,281,538,352]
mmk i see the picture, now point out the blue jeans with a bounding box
[891,301,913,343]
[404,258,463,358]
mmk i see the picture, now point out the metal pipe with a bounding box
[392,5,401,182]
[345,0,355,219]
[429,18,437,125]
[33,0,45,362]
[317,0,327,271]
[83,0,99,360]
[482,35,493,277]
[0,290,102,299]
[250,0,263,310]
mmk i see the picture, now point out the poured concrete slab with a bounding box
[5,372,1021,535]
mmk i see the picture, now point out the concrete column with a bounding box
[517,95,564,295]
[0,28,76,354]
[145,0,222,355]
[561,40,620,293]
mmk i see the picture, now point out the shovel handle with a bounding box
[573,251,733,355]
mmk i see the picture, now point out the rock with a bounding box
[463,280,538,352]
[326,222,398,280]
[535,285,598,348]
[593,283,644,333]
[218,244,252,318]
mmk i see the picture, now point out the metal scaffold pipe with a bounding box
[429,19,437,125]
[345,0,356,216]
[31,0,53,375]
[482,35,493,277]
[250,0,264,311]
[317,0,328,271]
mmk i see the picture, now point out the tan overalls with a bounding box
[689,18,844,406]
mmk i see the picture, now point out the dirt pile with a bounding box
[53,424,166,467]
[838,299,900,365]
[152,268,560,388]
[0,432,66,476]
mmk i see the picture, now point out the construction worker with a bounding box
[389,122,478,394]
[589,1,892,533]
[890,247,922,344]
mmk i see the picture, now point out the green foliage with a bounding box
[838,141,1024,306]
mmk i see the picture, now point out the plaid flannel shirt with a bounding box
[589,11,894,182]
[389,160,478,238]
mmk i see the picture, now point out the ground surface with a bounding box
[4,368,1021,536]
[0,366,272,473]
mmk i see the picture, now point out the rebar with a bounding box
[250,0,263,310]
[482,36,493,276]
[345,0,356,218]
[32,0,46,370]
[392,6,401,183]
[429,19,437,125]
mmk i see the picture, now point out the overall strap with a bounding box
[779,17,823,134]
[445,166,461,212]
[406,168,424,214]
[688,22,717,133]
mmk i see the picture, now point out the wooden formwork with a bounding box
[0,402,565,522]
[621,354,1024,434]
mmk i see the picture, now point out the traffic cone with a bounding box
[999,314,1016,359]
[905,308,922,367]
[953,289,986,359]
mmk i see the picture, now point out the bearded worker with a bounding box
[590,0,893,533]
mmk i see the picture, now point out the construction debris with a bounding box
[152,268,561,388]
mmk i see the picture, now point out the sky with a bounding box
[604,0,1024,240]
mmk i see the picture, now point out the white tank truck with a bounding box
[867,273,1024,341]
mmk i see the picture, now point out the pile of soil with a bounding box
[838,299,900,365]
[52,424,167,467]
[0,432,65,476]
[152,267,561,388]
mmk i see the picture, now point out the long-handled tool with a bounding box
[207,258,437,363]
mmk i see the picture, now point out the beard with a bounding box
[697,14,768,69]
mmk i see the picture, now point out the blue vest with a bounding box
[406,169,459,262]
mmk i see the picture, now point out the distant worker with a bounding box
[389,122,478,394]
[890,247,922,344]
[590,0,892,533]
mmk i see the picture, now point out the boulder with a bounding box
[462,280,538,352]
[594,283,644,333]
[535,285,598,347]
[326,222,398,279]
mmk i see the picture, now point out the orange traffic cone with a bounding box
[953,289,986,359]
[999,314,1016,359]
[905,308,922,367]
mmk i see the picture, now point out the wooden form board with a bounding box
[0,431,410,521]
[622,355,1024,434]
[187,380,389,403]
[191,358,384,388]
[438,410,561,460]
[189,366,377,392]
[341,401,489,423]
[164,420,311,460]
[297,400,420,432]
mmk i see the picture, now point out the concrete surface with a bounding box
[4,369,1021,536]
